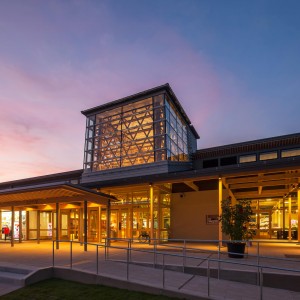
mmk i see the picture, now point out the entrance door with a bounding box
[40,211,52,240]
[88,208,99,242]
[110,209,129,238]
[70,209,79,241]
[132,208,150,239]
[61,211,69,240]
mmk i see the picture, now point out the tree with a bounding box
[220,197,253,241]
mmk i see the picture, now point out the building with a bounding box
[0,83,299,246]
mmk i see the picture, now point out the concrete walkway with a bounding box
[0,240,300,299]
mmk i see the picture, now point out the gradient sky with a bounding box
[0,0,299,182]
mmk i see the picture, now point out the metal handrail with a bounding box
[52,238,300,300]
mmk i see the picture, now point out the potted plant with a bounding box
[220,196,253,258]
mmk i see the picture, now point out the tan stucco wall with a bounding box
[170,189,228,240]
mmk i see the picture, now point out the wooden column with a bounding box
[19,210,22,243]
[288,196,292,241]
[283,198,286,238]
[298,189,300,243]
[11,206,14,247]
[56,203,60,250]
[84,200,88,251]
[218,177,223,245]
[37,210,40,244]
[106,200,111,245]
[157,190,161,243]
[150,184,154,241]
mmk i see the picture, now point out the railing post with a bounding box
[126,247,129,281]
[106,238,110,260]
[218,241,221,280]
[70,240,73,269]
[52,240,55,267]
[96,245,99,275]
[207,258,210,297]
[183,239,186,272]
[154,239,157,268]
[257,241,260,285]
[259,266,263,300]
[162,253,165,288]
[128,239,131,263]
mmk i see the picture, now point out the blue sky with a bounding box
[0,0,299,181]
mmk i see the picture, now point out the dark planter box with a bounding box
[227,242,246,258]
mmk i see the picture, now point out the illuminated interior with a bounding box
[83,94,191,172]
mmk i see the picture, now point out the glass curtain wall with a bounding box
[100,187,171,240]
[250,197,299,239]
[165,96,189,161]
[84,95,167,171]
[83,94,191,172]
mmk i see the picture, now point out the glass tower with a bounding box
[83,91,197,172]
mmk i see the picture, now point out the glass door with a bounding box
[88,208,99,242]
[40,211,52,240]
[61,211,69,240]
[132,208,150,239]
[70,209,79,241]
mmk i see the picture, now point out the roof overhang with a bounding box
[0,183,117,207]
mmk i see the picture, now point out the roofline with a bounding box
[195,132,300,159]
[81,83,170,116]
[81,83,200,139]
[0,169,83,188]
[0,183,117,201]
[80,156,300,189]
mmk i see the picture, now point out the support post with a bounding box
[84,200,88,251]
[106,200,111,246]
[11,206,14,247]
[283,198,286,238]
[37,210,40,244]
[298,189,300,243]
[150,184,154,242]
[218,178,222,246]
[19,210,22,243]
[56,203,60,250]
[288,196,292,241]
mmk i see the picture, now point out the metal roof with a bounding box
[0,183,117,207]
[194,132,300,159]
[81,83,200,139]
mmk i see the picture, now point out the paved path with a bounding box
[0,240,299,299]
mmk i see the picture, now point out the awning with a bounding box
[0,183,117,207]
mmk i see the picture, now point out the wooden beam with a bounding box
[156,185,172,194]
[234,188,289,199]
[183,181,199,191]
[222,178,237,204]
[226,172,300,185]
[229,178,298,189]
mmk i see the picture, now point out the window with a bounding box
[239,154,256,163]
[281,148,300,158]
[203,159,218,168]
[259,152,278,161]
[220,156,237,166]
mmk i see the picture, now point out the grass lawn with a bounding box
[1,278,177,300]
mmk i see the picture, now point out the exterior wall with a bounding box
[170,189,228,240]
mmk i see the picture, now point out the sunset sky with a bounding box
[0,0,299,182]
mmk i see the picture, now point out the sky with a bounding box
[0,0,299,182]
